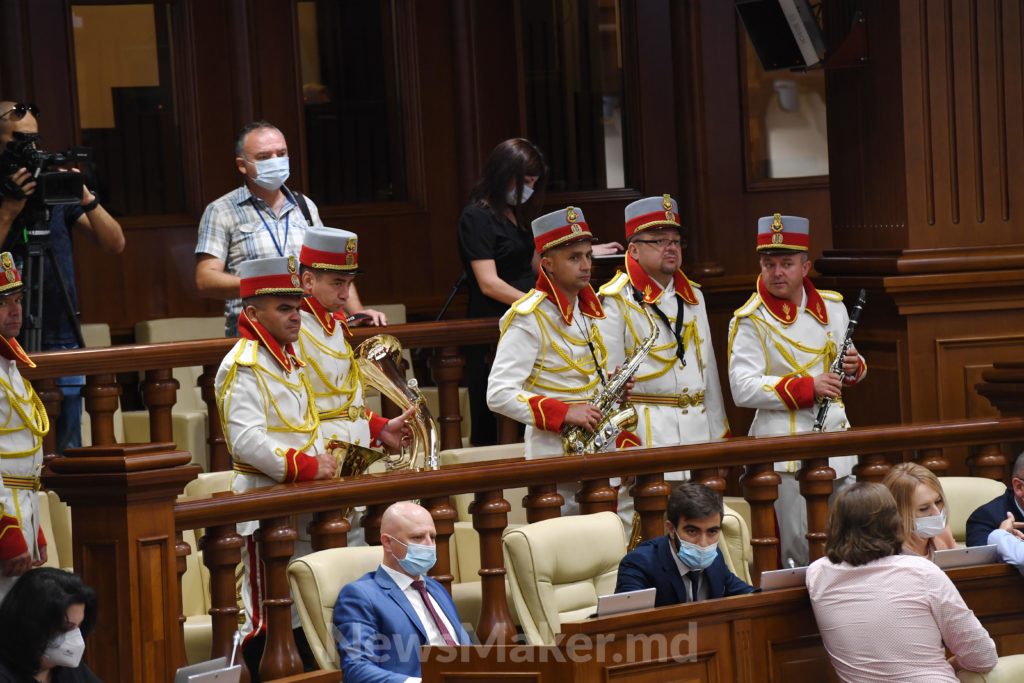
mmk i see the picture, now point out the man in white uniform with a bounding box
[727,214,866,566]
[0,252,48,601]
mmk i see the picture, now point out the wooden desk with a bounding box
[422,564,1024,683]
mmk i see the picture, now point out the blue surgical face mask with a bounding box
[506,183,534,206]
[249,155,290,191]
[914,509,947,539]
[673,533,718,571]
[389,535,437,576]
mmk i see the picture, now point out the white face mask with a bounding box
[506,183,534,206]
[914,509,946,539]
[43,627,85,668]
[249,155,290,191]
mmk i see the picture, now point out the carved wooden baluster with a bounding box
[970,444,1007,481]
[256,516,302,680]
[361,504,386,546]
[469,490,516,644]
[308,510,351,551]
[577,478,617,515]
[630,474,672,544]
[917,448,949,476]
[142,368,179,444]
[523,484,563,523]
[853,454,892,483]
[200,524,249,682]
[426,497,457,594]
[740,463,782,586]
[175,532,191,669]
[692,468,727,495]
[83,374,121,446]
[429,345,465,451]
[798,458,835,563]
[496,415,519,445]
[199,365,230,472]
[34,378,62,455]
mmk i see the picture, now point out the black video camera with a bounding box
[0,131,92,205]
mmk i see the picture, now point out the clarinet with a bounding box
[812,289,867,433]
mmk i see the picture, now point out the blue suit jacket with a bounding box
[333,566,470,683]
[615,535,753,607]
[966,488,1022,547]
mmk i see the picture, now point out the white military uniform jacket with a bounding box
[296,297,386,448]
[487,274,610,459]
[215,312,324,536]
[727,276,866,477]
[597,257,730,455]
[0,336,46,594]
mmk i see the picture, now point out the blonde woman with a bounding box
[882,462,957,559]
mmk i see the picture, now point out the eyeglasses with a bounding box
[0,103,38,121]
[634,238,684,250]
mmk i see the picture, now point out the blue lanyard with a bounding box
[253,202,289,257]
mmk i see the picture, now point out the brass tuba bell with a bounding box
[353,334,440,470]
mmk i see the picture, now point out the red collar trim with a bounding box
[301,296,339,336]
[0,336,34,367]
[756,275,829,326]
[238,310,303,372]
[625,254,698,306]
[535,270,605,325]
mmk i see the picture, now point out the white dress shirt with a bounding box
[380,564,459,647]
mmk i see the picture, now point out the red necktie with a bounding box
[411,579,457,646]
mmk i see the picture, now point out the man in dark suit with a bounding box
[334,501,470,683]
[966,452,1024,547]
[616,482,753,607]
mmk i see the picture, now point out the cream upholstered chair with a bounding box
[503,511,626,645]
[288,546,385,670]
[719,503,753,585]
[440,443,528,525]
[122,316,225,471]
[38,491,73,571]
[939,476,1007,544]
[958,655,1024,682]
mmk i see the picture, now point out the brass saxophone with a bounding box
[561,297,659,455]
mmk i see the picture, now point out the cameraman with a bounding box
[0,101,125,452]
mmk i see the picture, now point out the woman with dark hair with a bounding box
[806,482,996,682]
[457,138,621,445]
[0,568,102,682]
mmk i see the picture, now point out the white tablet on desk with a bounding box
[174,658,242,683]
[932,544,999,570]
[758,565,807,591]
[595,587,656,617]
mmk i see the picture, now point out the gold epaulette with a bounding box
[232,339,260,367]
[597,271,629,298]
[512,289,546,315]
[733,292,762,318]
[819,289,843,302]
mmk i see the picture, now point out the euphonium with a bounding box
[561,299,659,455]
[354,334,440,470]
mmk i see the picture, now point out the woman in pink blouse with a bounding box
[806,482,997,683]
[883,462,957,558]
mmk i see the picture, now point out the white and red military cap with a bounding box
[299,226,360,273]
[0,252,22,295]
[757,213,809,252]
[239,255,304,298]
[531,206,596,254]
[624,194,681,240]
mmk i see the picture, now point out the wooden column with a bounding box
[142,368,179,444]
[692,468,727,495]
[307,511,350,551]
[426,497,457,594]
[523,484,563,523]
[740,463,781,586]
[970,444,1008,481]
[199,365,230,472]
[429,345,465,451]
[797,458,836,563]
[82,374,121,446]
[201,524,248,681]
[361,504,386,546]
[174,532,190,669]
[34,377,62,456]
[469,490,516,644]
[917,448,950,476]
[497,415,519,445]
[576,478,617,515]
[43,443,200,683]
[256,516,302,680]
[853,454,892,483]
[630,474,671,545]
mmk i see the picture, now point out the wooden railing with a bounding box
[41,415,1024,683]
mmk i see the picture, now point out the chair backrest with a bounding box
[440,444,527,525]
[135,317,225,411]
[288,546,385,670]
[38,492,72,570]
[938,476,1007,543]
[502,511,626,645]
[719,503,753,585]
[178,471,234,618]
[957,654,1024,682]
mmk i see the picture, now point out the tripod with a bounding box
[19,206,85,352]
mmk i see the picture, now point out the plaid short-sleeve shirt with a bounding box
[196,185,323,335]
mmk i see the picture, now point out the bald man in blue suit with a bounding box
[334,502,470,683]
